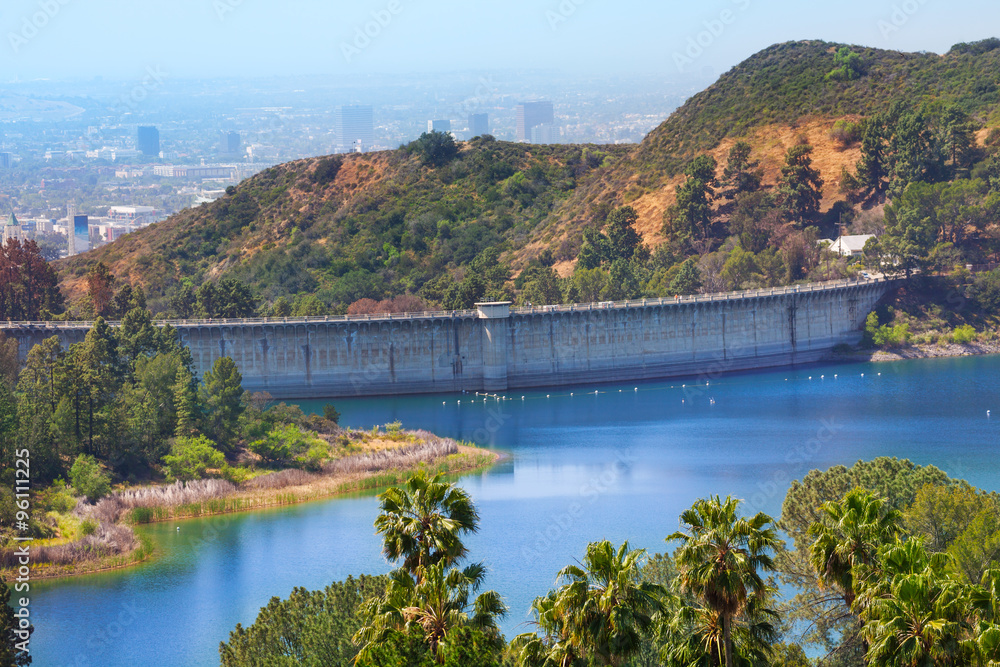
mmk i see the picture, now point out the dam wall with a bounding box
[1,278,891,399]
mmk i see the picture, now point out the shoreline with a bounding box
[10,444,501,582]
[828,341,1000,363]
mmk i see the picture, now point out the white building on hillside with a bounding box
[827,234,875,258]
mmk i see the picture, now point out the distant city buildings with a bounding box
[516,101,554,143]
[427,119,451,133]
[468,113,489,138]
[137,126,160,156]
[152,165,235,180]
[335,105,374,153]
[108,206,157,231]
[71,214,90,255]
[3,213,24,244]
[220,131,241,154]
[0,152,11,169]
[530,123,559,144]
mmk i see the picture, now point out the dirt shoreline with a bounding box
[10,445,500,581]
[829,341,1000,363]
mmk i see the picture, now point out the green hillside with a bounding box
[58,138,628,315]
[54,38,1000,318]
[630,38,1000,177]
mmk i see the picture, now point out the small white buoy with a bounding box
[443,401,446,405]
[809,376,812,380]
[521,396,525,400]
[634,387,638,392]
[834,374,838,378]
[878,373,881,376]
[988,410,992,417]
[457,400,461,405]
[594,390,599,395]
[176,526,180,531]
[682,384,686,388]
[546,394,550,398]
[570,392,574,396]
[821,375,825,379]
[619,389,622,393]
[861,373,865,377]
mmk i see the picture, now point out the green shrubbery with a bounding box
[162,436,225,481]
[69,455,111,503]
[865,311,911,348]
[248,424,326,467]
[953,324,977,344]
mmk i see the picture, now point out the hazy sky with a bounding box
[2,0,999,81]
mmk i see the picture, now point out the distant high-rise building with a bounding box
[0,152,11,169]
[468,113,489,138]
[516,101,554,143]
[530,123,559,144]
[335,105,374,153]
[220,131,241,154]
[72,215,89,256]
[137,126,160,156]
[427,119,451,133]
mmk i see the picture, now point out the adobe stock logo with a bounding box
[8,0,72,54]
[877,0,931,39]
[341,0,404,63]
[672,0,753,73]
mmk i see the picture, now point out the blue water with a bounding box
[29,355,1000,666]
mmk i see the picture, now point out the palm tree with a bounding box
[808,488,902,608]
[511,540,664,667]
[508,592,588,667]
[660,592,779,667]
[354,561,506,663]
[668,495,778,667]
[860,539,970,666]
[373,470,479,576]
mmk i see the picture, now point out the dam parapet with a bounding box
[1,277,893,398]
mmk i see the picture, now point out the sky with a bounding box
[2,0,999,81]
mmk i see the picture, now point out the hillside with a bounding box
[536,39,1000,257]
[59,140,630,311]
[56,38,1000,315]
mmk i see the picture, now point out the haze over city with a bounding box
[3,0,999,80]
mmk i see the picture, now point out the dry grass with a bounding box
[1,432,495,579]
[88,479,237,524]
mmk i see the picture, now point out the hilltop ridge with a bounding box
[56,38,1000,315]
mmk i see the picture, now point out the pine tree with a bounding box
[199,357,244,450]
[778,144,824,225]
[669,259,702,296]
[173,366,199,438]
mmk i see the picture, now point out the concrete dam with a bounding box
[1,278,891,399]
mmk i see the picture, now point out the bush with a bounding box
[220,463,251,484]
[953,324,976,344]
[70,455,112,503]
[162,436,225,481]
[830,118,864,147]
[312,156,342,185]
[384,421,404,439]
[249,424,322,466]
[80,519,97,536]
[302,443,329,472]
[408,131,458,167]
[39,480,77,513]
[864,311,910,348]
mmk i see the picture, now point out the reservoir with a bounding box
[30,354,1000,666]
